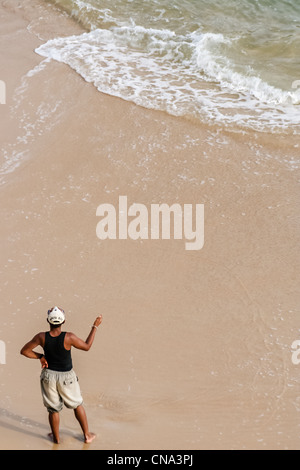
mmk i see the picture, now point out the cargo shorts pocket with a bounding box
[63,376,78,386]
[40,371,51,384]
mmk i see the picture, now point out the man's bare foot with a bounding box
[48,432,60,444]
[84,432,96,444]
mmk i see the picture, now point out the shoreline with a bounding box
[0,0,299,450]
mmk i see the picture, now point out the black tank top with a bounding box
[44,331,73,372]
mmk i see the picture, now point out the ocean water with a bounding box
[36,0,300,133]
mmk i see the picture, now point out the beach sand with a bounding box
[0,0,299,450]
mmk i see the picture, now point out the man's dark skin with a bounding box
[20,314,102,444]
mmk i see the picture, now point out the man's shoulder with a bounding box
[31,331,46,346]
[65,331,80,340]
[35,331,45,339]
[65,331,80,342]
[65,331,75,338]
[64,332,77,349]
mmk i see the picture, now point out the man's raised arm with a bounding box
[68,316,102,351]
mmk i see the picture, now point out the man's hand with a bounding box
[93,316,102,328]
[40,356,48,369]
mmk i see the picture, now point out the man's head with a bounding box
[47,306,65,327]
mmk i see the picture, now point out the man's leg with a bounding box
[48,411,60,444]
[74,404,96,443]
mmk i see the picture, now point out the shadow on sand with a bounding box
[0,408,85,448]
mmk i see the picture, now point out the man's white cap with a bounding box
[47,306,65,325]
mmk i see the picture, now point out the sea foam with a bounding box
[35,23,300,133]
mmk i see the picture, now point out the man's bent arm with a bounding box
[69,316,102,351]
[20,333,44,359]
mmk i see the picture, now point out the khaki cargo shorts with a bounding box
[40,368,83,413]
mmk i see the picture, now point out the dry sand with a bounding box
[0,0,299,450]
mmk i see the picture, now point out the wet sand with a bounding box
[0,0,300,450]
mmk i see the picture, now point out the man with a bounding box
[20,306,102,444]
